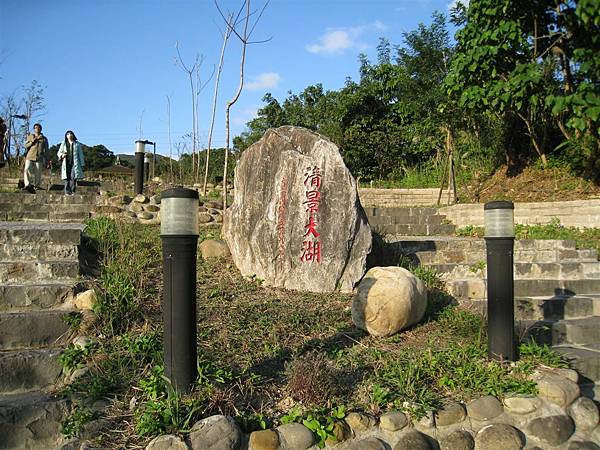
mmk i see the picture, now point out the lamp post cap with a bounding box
[161,187,199,200]
[484,200,514,210]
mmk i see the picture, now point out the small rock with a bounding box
[137,211,154,220]
[151,194,161,204]
[416,411,435,429]
[188,415,241,450]
[345,412,377,433]
[215,215,223,224]
[527,415,574,446]
[146,434,189,450]
[199,206,208,213]
[199,239,230,259]
[538,366,579,383]
[276,423,316,449]
[475,424,523,450]
[198,212,214,223]
[380,411,408,432]
[72,336,92,349]
[435,401,466,426]
[248,429,279,450]
[326,420,352,445]
[466,395,503,421]
[439,430,474,450]
[209,208,221,215]
[503,396,541,415]
[134,194,149,203]
[109,194,132,206]
[344,437,387,450]
[74,290,97,310]
[206,200,223,209]
[393,430,431,450]
[126,211,137,218]
[130,203,144,213]
[533,372,580,408]
[91,399,110,413]
[145,204,160,213]
[568,397,599,431]
[568,442,600,450]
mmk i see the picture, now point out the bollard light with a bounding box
[161,187,199,393]
[134,140,147,195]
[484,201,516,361]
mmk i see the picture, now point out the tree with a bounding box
[445,0,600,174]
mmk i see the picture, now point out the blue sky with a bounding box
[1,0,456,156]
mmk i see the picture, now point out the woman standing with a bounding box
[58,130,84,195]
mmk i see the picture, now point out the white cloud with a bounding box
[246,72,281,91]
[306,21,387,56]
[232,107,260,126]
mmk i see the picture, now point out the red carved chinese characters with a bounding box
[300,166,323,264]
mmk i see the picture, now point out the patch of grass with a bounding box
[66,218,570,448]
[456,218,600,258]
[61,406,94,439]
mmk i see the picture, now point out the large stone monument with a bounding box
[223,126,372,293]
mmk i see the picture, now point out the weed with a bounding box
[235,411,269,433]
[62,311,83,331]
[455,225,484,237]
[469,261,486,273]
[519,339,568,368]
[61,406,94,439]
[59,343,94,371]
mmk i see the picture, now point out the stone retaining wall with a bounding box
[358,188,455,207]
[440,199,600,229]
[127,365,599,450]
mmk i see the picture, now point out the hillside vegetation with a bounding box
[235,0,600,191]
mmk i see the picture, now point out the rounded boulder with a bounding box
[352,266,427,337]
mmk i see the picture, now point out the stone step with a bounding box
[388,236,579,252]
[0,260,79,283]
[554,345,600,384]
[522,316,600,346]
[0,348,63,394]
[365,207,439,217]
[516,295,600,321]
[0,203,93,213]
[0,222,84,246]
[0,392,70,450]
[0,243,78,261]
[374,223,456,236]
[0,283,74,311]
[0,310,73,350]
[427,262,600,280]
[412,248,598,264]
[447,278,600,300]
[1,210,91,222]
[0,192,96,207]
[367,214,446,226]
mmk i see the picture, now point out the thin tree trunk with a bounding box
[224,0,250,210]
[516,111,547,167]
[204,17,233,197]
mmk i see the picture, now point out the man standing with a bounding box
[23,123,49,193]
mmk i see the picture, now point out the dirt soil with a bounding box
[459,165,600,203]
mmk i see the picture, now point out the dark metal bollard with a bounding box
[134,140,145,195]
[160,187,199,393]
[484,201,516,361]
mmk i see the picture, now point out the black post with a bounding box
[135,151,144,195]
[484,201,516,361]
[161,188,199,393]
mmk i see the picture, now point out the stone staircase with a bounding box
[365,206,456,236]
[0,192,96,223]
[0,205,88,447]
[387,235,600,395]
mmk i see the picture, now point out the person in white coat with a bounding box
[58,130,84,195]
